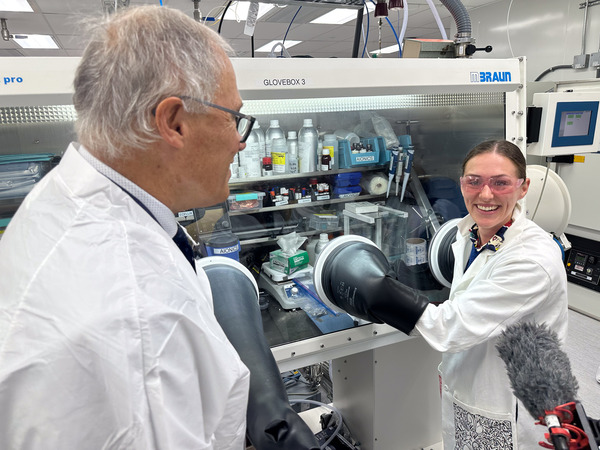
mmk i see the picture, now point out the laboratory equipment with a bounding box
[258,262,312,310]
[527,91,600,156]
[197,256,320,449]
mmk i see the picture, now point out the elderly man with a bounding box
[0,6,256,449]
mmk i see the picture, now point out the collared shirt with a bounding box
[465,220,513,271]
[78,144,178,238]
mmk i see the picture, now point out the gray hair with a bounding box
[73,6,234,159]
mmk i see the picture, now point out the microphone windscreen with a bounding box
[496,322,579,419]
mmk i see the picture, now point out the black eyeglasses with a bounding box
[178,95,256,144]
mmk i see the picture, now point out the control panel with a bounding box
[565,234,600,293]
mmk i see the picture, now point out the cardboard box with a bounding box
[269,249,309,275]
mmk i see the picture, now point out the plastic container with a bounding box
[322,134,339,170]
[251,121,266,158]
[334,172,362,188]
[287,131,299,174]
[333,184,362,199]
[238,128,262,178]
[338,136,389,169]
[205,231,241,261]
[229,154,239,179]
[314,233,330,257]
[308,213,339,231]
[265,119,285,157]
[271,137,288,175]
[227,190,266,211]
[298,119,318,173]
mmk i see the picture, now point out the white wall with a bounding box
[460,0,600,83]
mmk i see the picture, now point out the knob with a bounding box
[465,45,493,56]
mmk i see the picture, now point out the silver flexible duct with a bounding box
[439,0,473,57]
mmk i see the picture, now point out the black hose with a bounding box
[535,65,573,82]
[218,1,232,34]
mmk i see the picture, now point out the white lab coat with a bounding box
[0,145,250,449]
[416,202,568,449]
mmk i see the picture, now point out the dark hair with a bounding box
[461,140,526,179]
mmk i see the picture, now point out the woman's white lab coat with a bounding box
[416,202,568,449]
[0,145,250,449]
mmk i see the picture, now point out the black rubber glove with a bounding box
[204,262,320,450]
[319,241,429,335]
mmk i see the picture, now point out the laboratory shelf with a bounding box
[227,193,385,216]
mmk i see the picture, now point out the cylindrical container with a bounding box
[405,237,428,266]
[271,137,288,175]
[265,119,285,157]
[239,128,262,178]
[315,233,330,257]
[322,134,338,170]
[320,148,331,171]
[287,131,299,174]
[252,121,266,158]
[229,154,239,179]
[261,156,273,177]
[335,129,360,146]
[205,232,241,261]
[298,118,318,173]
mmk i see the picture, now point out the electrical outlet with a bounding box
[590,52,600,68]
[573,54,590,69]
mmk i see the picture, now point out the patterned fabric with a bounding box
[465,221,512,271]
[454,403,514,449]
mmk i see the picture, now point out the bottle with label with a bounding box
[230,154,239,179]
[287,131,299,174]
[265,119,285,157]
[271,138,288,175]
[298,119,318,173]
[316,140,323,171]
[321,148,331,171]
[252,121,266,158]
[238,126,262,178]
[322,134,339,170]
[261,156,273,177]
[314,233,330,258]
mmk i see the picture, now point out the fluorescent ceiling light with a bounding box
[311,4,374,25]
[224,2,277,21]
[372,44,400,55]
[0,0,33,12]
[14,34,59,49]
[256,40,301,53]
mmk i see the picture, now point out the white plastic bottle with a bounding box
[271,137,288,175]
[314,233,330,258]
[252,122,266,158]
[322,134,339,170]
[287,131,299,174]
[265,119,285,157]
[298,119,318,173]
[229,154,240,179]
[238,127,262,178]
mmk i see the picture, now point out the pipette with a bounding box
[395,146,406,196]
[386,148,399,198]
[400,145,414,202]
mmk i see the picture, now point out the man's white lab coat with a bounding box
[0,145,250,449]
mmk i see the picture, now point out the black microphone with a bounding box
[496,322,580,450]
